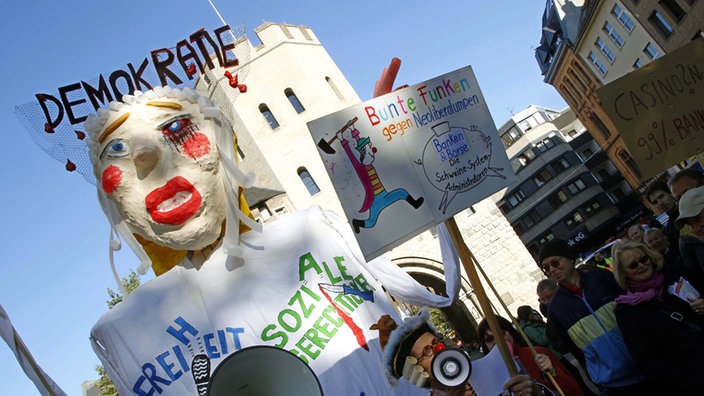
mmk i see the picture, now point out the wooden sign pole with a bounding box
[443,217,518,377]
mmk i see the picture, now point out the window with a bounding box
[548,191,569,208]
[513,223,527,236]
[633,58,644,69]
[259,104,279,129]
[618,149,643,178]
[538,232,556,247]
[590,112,612,139]
[588,51,608,76]
[297,167,320,195]
[523,210,542,228]
[660,0,686,22]
[565,211,585,230]
[536,137,555,152]
[501,126,522,147]
[644,42,662,60]
[551,158,570,174]
[649,11,674,37]
[326,76,344,100]
[566,178,587,195]
[285,88,305,113]
[534,169,553,187]
[507,190,526,207]
[612,4,635,31]
[517,149,536,166]
[518,114,541,132]
[595,38,616,62]
[567,129,578,137]
[603,22,625,48]
[500,203,511,214]
[584,200,603,216]
[581,148,594,161]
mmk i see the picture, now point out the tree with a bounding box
[95,270,141,395]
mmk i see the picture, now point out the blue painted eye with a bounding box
[167,120,182,132]
[100,139,130,158]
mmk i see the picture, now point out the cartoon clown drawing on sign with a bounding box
[323,118,424,234]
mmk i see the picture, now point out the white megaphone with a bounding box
[430,347,472,388]
[208,346,324,396]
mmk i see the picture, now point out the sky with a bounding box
[0,1,566,394]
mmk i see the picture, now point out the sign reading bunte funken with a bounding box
[308,66,516,260]
[597,39,704,178]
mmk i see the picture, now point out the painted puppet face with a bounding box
[94,99,226,250]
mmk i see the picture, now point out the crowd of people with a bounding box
[379,168,704,395]
[524,168,704,395]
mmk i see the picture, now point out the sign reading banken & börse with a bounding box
[598,40,704,179]
[307,66,516,260]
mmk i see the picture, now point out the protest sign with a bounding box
[308,66,516,260]
[597,40,704,178]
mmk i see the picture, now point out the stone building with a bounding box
[196,22,542,342]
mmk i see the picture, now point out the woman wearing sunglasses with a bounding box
[612,239,704,393]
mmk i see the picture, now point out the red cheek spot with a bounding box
[182,132,211,159]
[102,165,122,194]
[372,147,378,154]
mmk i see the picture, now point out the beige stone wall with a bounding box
[211,22,544,322]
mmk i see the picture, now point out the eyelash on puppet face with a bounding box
[158,113,194,141]
[100,139,130,159]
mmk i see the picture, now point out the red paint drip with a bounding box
[182,132,210,159]
[319,287,369,351]
[65,159,76,172]
[101,165,122,194]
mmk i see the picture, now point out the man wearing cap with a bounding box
[538,239,647,395]
[675,186,704,278]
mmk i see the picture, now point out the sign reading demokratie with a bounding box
[307,66,516,260]
[597,40,704,178]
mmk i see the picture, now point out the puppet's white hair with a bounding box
[84,87,259,292]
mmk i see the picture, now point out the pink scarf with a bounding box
[615,271,665,305]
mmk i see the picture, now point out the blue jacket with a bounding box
[547,270,644,387]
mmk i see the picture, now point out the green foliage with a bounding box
[96,270,141,394]
[94,365,118,396]
[106,270,141,309]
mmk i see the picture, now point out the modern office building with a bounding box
[495,105,643,257]
[535,0,704,194]
[195,22,542,342]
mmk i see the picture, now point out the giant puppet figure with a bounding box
[83,86,459,395]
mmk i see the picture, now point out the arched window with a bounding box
[297,167,320,195]
[325,76,344,100]
[259,104,279,129]
[285,88,305,113]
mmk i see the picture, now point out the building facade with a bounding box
[536,0,704,194]
[196,22,542,342]
[496,105,641,257]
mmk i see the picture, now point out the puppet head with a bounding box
[85,86,255,276]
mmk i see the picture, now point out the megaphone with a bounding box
[208,345,324,396]
[430,347,472,388]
